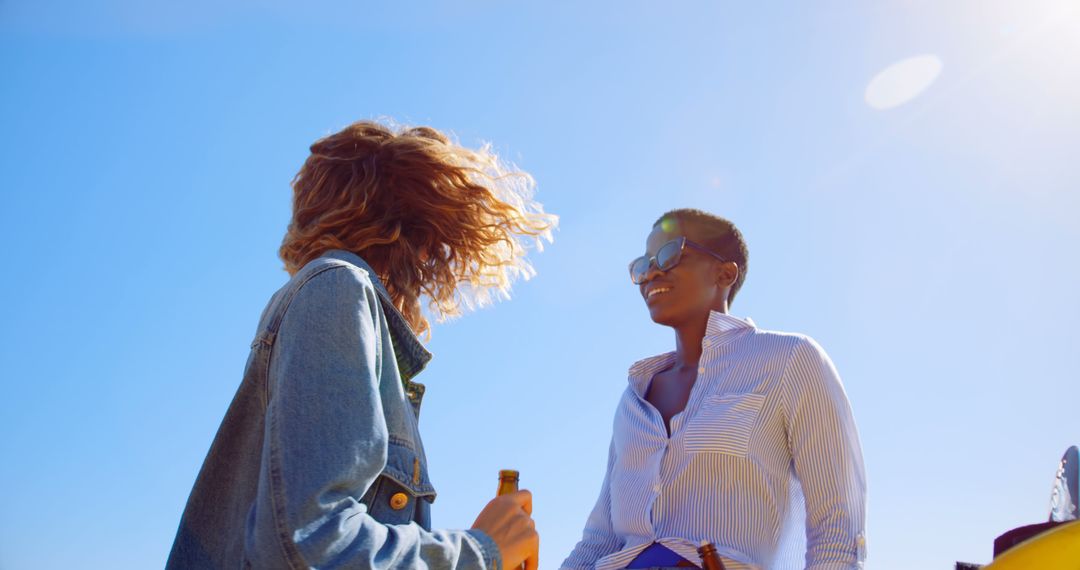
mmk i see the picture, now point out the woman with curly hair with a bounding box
[167,120,556,570]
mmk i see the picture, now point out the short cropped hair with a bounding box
[280,120,557,337]
[654,208,749,305]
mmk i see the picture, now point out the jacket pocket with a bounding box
[684,393,766,457]
[360,439,437,526]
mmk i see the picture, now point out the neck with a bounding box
[672,312,712,368]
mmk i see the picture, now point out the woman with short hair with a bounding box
[562,209,866,570]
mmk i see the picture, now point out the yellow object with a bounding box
[984,520,1080,569]
[389,492,409,510]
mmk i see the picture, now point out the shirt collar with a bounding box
[627,311,755,392]
[319,250,433,383]
[704,310,755,337]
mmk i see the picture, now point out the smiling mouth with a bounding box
[646,287,672,299]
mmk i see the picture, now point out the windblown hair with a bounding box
[654,208,749,306]
[280,120,556,337]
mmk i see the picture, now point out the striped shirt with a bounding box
[561,312,867,570]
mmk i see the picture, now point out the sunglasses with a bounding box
[628,237,728,285]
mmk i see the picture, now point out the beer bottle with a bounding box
[497,470,525,570]
[697,541,727,570]
[497,469,520,496]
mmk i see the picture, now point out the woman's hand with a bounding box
[471,490,539,570]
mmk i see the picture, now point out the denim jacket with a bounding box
[167,250,501,570]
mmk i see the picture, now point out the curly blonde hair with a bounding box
[280,120,556,337]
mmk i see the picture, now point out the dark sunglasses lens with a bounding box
[629,257,650,283]
[656,241,683,270]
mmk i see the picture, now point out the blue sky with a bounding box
[2,1,1078,568]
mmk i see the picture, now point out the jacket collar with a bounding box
[320,250,433,382]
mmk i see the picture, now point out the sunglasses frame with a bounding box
[628,237,729,284]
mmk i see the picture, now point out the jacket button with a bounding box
[389,492,409,510]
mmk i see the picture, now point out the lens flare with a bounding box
[660,217,680,233]
[865,54,944,110]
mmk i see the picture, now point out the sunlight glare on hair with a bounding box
[660,217,680,233]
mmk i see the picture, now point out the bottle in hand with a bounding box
[497,469,520,497]
[697,541,727,570]
[497,470,525,570]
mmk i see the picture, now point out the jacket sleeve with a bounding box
[560,438,622,570]
[781,336,868,570]
[244,265,501,570]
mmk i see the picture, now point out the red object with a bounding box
[993,520,1069,557]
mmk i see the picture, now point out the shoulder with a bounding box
[755,329,845,400]
[627,350,675,377]
[274,255,383,326]
[739,329,840,395]
[744,327,829,360]
[293,255,376,290]
[283,255,380,305]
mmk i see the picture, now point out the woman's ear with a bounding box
[717,262,739,288]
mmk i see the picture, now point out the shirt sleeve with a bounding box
[781,336,868,570]
[561,438,623,570]
[245,265,500,570]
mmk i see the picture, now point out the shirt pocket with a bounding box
[360,438,437,526]
[683,393,766,457]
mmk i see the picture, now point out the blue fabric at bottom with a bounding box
[625,543,698,569]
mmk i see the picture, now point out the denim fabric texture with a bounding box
[166,250,501,570]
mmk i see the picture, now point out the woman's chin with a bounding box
[647,305,680,327]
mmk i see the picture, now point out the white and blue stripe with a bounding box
[561,311,867,570]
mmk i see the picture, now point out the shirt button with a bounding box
[653,484,661,493]
[697,366,706,374]
[389,492,409,510]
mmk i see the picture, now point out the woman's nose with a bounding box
[642,259,664,282]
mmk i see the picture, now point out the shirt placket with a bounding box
[651,346,722,535]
